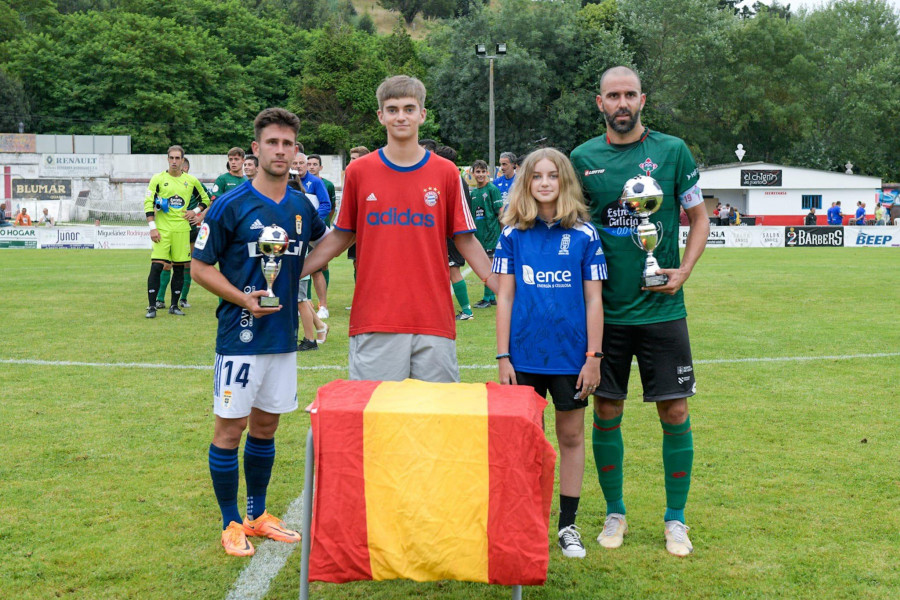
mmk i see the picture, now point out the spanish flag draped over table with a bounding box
[308,379,557,586]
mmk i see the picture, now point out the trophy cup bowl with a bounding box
[619,175,668,288]
[257,225,290,307]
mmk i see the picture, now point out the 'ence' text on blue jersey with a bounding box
[193,181,327,355]
[492,220,608,374]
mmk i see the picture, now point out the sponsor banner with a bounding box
[741,169,782,187]
[40,154,103,177]
[785,226,843,247]
[38,227,96,249]
[95,226,152,249]
[0,133,36,153]
[12,179,72,200]
[843,226,900,247]
[679,226,785,248]
[0,227,38,249]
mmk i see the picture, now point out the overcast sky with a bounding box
[739,0,900,12]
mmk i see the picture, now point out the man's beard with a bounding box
[603,107,640,134]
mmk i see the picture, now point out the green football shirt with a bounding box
[470,182,504,251]
[211,172,247,202]
[571,130,700,325]
[144,171,210,232]
[321,177,336,226]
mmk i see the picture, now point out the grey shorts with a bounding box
[349,333,460,383]
[298,276,311,302]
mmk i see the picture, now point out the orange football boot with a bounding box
[222,521,255,557]
[243,511,301,543]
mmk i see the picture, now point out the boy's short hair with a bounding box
[472,159,488,171]
[308,154,322,163]
[376,75,426,110]
[434,145,457,162]
[253,107,300,142]
[418,139,438,152]
[244,155,259,166]
[182,157,191,168]
[349,146,370,156]
[227,147,245,158]
[167,145,185,158]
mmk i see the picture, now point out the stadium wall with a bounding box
[1,152,344,223]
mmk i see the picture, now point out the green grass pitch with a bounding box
[1,248,898,599]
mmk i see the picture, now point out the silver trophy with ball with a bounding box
[620,175,668,288]
[257,225,290,307]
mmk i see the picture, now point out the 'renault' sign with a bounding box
[12,179,72,200]
[741,169,782,187]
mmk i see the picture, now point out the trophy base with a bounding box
[642,273,669,288]
[259,295,280,307]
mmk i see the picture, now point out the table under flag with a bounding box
[308,379,557,586]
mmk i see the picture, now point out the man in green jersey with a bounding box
[306,154,335,319]
[571,66,709,557]
[144,145,211,318]
[469,159,504,309]
[211,147,249,203]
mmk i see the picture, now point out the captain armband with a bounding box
[679,184,704,210]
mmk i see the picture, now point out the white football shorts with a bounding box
[213,352,298,418]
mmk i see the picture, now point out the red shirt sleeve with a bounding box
[448,169,476,236]
[335,166,358,232]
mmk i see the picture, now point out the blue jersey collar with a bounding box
[378,148,431,172]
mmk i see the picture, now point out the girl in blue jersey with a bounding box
[492,148,607,559]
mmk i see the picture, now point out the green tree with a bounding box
[427,0,629,159]
[0,68,30,131]
[796,0,900,179]
[712,4,814,165]
[379,0,424,26]
[3,11,255,152]
[289,24,390,153]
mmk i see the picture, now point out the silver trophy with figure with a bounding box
[257,225,290,307]
[620,175,668,288]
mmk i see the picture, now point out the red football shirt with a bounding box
[335,150,476,339]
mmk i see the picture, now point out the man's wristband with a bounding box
[496,353,511,360]
[148,220,156,230]
[586,351,604,359]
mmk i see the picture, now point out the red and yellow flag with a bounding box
[308,379,556,586]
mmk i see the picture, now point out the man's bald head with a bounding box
[600,66,641,94]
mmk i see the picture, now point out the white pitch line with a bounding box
[2,352,899,374]
[0,358,347,371]
[225,495,305,600]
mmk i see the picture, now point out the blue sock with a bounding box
[209,444,241,530]
[244,435,275,520]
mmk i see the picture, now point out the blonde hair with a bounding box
[376,75,426,110]
[502,148,588,230]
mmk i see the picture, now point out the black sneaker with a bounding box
[473,299,492,309]
[297,338,319,351]
[489,299,497,306]
[455,311,474,321]
[179,299,191,308]
[145,306,157,319]
[168,305,185,316]
[154,300,166,310]
[558,525,586,558]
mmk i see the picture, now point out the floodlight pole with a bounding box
[476,43,507,175]
[489,57,495,175]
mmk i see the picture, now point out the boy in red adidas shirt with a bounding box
[302,75,497,382]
